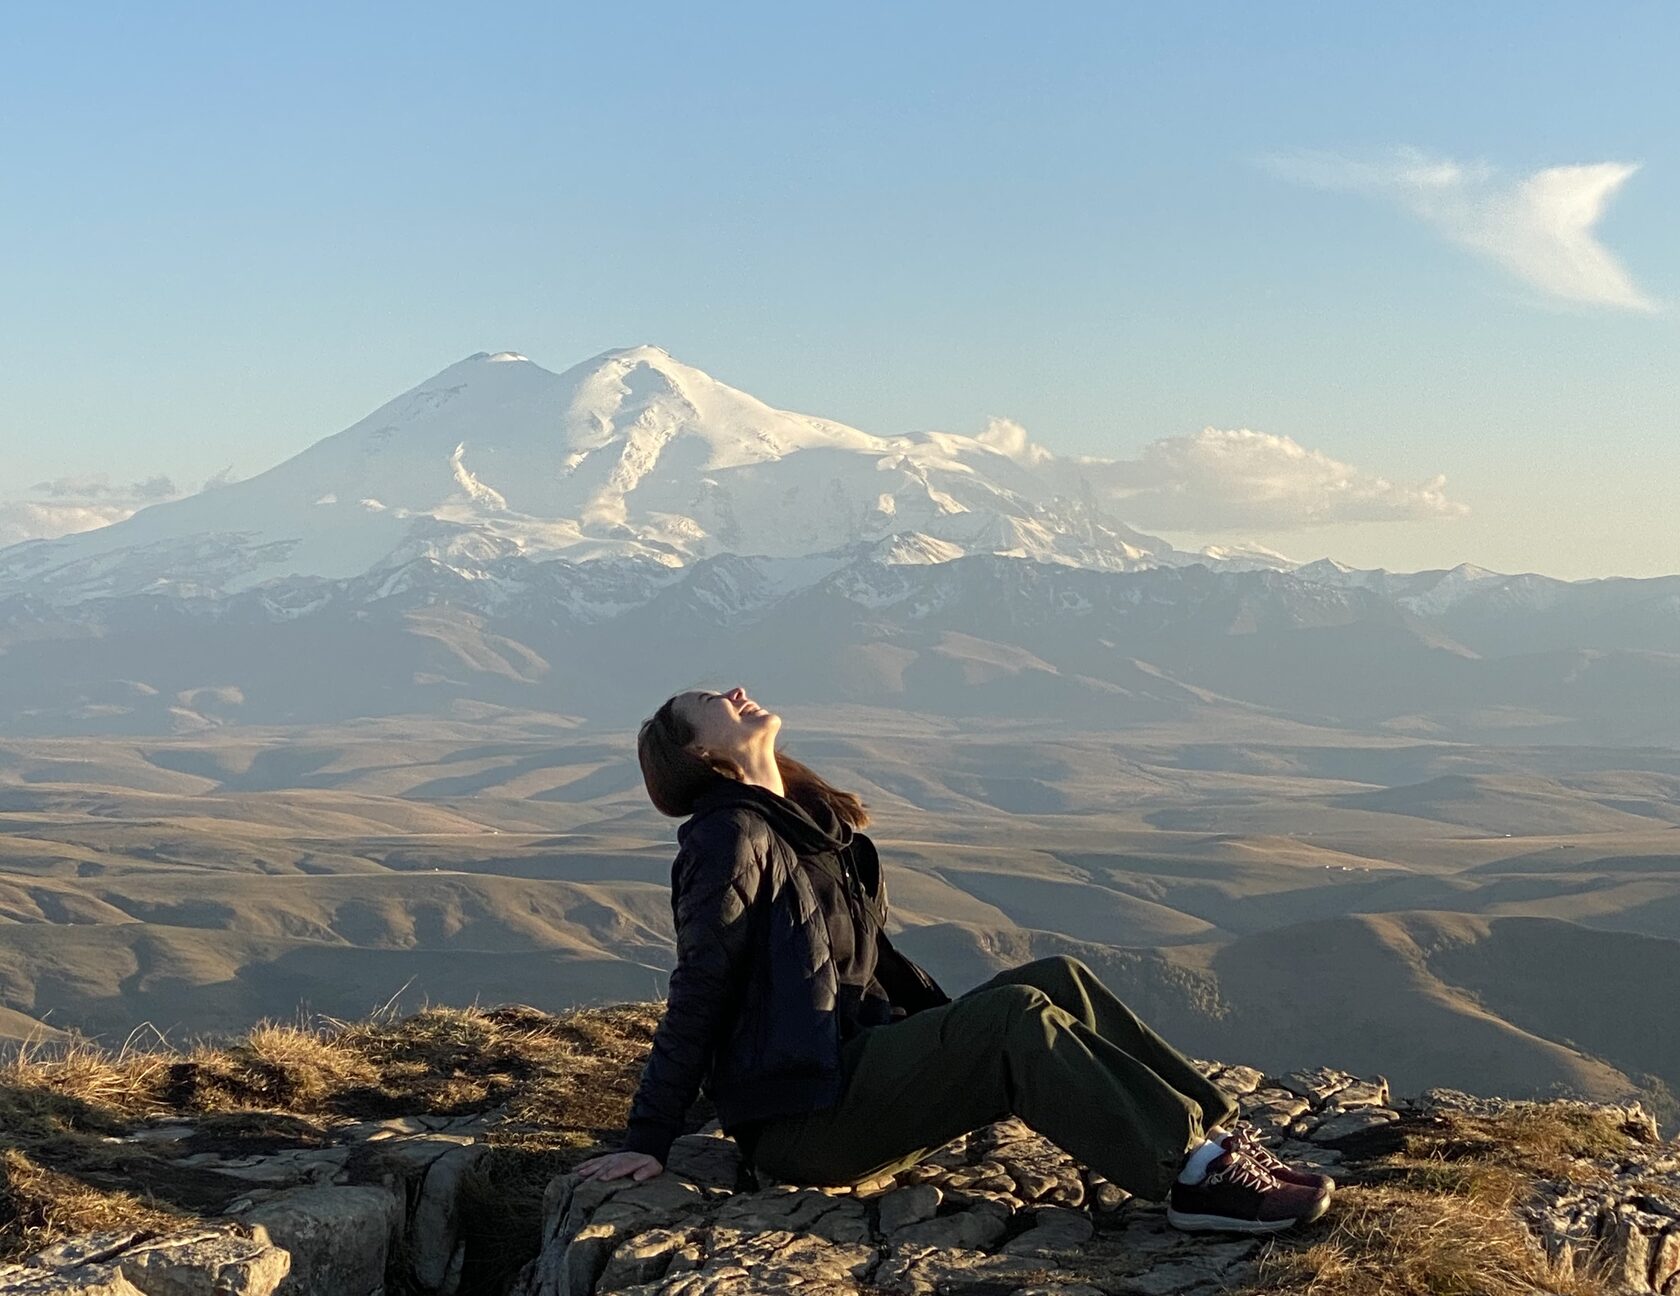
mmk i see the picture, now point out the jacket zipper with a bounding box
[839,848,874,930]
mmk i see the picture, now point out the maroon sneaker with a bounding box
[1222,1122,1336,1193]
[1167,1148,1331,1233]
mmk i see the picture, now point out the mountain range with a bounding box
[1,346,1675,741]
[1,345,1284,606]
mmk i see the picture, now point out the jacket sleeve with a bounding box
[620,815,766,1162]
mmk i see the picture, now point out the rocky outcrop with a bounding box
[509,1061,1364,1296]
[1417,1089,1680,1296]
[0,1114,494,1296]
[510,1063,1678,1296]
[9,1062,1676,1296]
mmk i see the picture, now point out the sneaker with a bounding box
[1222,1121,1336,1193]
[1167,1148,1331,1233]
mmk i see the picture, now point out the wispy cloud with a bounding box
[1263,147,1657,312]
[0,469,236,547]
[1040,427,1467,532]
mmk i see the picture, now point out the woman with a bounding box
[575,685,1332,1233]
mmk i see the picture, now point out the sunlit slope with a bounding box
[0,721,1676,1109]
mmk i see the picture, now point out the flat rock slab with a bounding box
[513,1063,1403,1296]
[1,1228,289,1296]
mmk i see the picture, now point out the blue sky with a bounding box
[4,2,1676,577]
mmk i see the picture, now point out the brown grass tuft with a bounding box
[1252,1103,1638,1296]
[166,1021,382,1112]
[0,1035,172,1136]
[1257,1177,1595,1296]
[0,999,673,1265]
[0,1149,183,1260]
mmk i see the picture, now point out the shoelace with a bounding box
[1228,1122,1292,1174]
[1208,1147,1282,1192]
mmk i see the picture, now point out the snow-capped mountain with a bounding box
[2,344,1674,743]
[0,346,1281,607]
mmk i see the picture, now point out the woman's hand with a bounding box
[574,1150,664,1182]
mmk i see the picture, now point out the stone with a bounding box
[1650,1227,1680,1293]
[210,1151,347,1186]
[870,1247,1046,1296]
[1308,1108,1400,1143]
[1011,1287,1106,1296]
[244,1185,403,1296]
[1244,1088,1311,1127]
[341,1116,430,1139]
[663,1133,743,1191]
[715,1187,870,1243]
[0,1266,146,1295]
[356,1131,475,1177]
[891,1205,1008,1250]
[1279,1067,1354,1104]
[1002,1205,1094,1256]
[116,1229,291,1296]
[596,1228,699,1289]
[1329,1077,1391,1109]
[1603,1208,1657,1291]
[409,1142,490,1293]
[1217,1065,1265,1096]
[512,1072,1446,1293]
[876,1184,942,1233]
[25,1236,147,1271]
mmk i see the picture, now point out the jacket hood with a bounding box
[682,777,853,856]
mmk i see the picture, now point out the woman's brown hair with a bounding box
[637,690,870,829]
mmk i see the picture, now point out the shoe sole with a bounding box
[1167,1191,1331,1233]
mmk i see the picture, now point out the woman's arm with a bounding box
[620,813,766,1163]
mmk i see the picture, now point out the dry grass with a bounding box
[0,1034,174,1134]
[1413,1104,1641,1178]
[0,999,670,1265]
[165,1022,383,1112]
[1251,1104,1643,1296]
[1257,1178,1595,1296]
[0,1149,185,1261]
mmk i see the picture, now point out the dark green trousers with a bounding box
[747,954,1239,1200]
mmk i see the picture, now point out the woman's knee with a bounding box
[985,983,1070,1052]
[977,982,1054,1028]
[1021,953,1088,993]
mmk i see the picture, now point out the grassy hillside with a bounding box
[2,720,1677,1109]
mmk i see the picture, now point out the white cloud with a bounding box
[1057,427,1467,532]
[976,417,1054,466]
[0,500,137,547]
[0,469,238,547]
[1264,147,1658,312]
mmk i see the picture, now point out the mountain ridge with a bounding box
[1,346,1216,602]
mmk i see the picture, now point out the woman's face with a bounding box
[672,685,780,762]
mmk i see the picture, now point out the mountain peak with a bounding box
[0,344,1267,598]
[456,350,533,364]
[574,343,678,372]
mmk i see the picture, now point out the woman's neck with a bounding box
[736,747,785,798]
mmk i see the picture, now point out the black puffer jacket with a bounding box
[620,778,950,1162]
